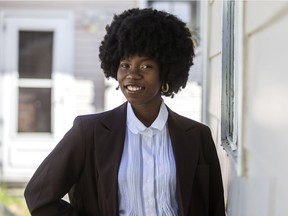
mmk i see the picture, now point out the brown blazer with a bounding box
[24,102,225,216]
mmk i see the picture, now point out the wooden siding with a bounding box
[0,0,138,115]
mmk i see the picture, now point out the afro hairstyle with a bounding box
[99,8,195,97]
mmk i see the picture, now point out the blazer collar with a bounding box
[96,103,200,216]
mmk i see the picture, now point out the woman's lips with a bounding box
[125,85,144,92]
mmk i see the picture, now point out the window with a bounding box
[18,87,52,133]
[18,31,53,133]
[221,0,243,174]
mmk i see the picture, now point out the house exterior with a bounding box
[201,1,288,215]
[2,0,288,215]
[0,1,138,183]
[0,0,202,184]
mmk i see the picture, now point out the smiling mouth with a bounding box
[125,85,144,92]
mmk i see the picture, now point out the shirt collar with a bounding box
[127,101,168,135]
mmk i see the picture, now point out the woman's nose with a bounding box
[126,67,141,79]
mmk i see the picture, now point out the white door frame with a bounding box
[0,10,74,182]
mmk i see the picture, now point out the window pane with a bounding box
[18,88,52,133]
[19,31,53,79]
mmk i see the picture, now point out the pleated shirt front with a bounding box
[118,102,178,216]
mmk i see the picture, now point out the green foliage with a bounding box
[0,186,30,216]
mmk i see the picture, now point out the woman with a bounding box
[24,8,225,216]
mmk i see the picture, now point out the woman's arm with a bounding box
[24,117,85,216]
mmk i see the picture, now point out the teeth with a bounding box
[127,85,143,92]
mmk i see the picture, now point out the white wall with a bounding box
[202,1,288,215]
[240,2,288,215]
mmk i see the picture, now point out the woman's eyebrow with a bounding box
[141,57,154,61]
[120,56,156,62]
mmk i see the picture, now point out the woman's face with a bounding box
[117,55,162,107]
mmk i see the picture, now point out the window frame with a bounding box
[221,0,244,175]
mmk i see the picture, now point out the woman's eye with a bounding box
[141,64,152,69]
[120,63,129,69]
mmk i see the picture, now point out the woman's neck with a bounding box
[131,100,162,127]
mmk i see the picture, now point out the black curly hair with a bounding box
[99,8,195,97]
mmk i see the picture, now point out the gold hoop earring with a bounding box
[161,83,169,93]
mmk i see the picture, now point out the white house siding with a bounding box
[202,1,288,215]
[0,1,137,116]
[0,1,138,182]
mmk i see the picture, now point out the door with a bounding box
[1,11,74,182]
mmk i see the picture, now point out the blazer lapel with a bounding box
[94,103,200,215]
[94,103,127,216]
[167,109,201,216]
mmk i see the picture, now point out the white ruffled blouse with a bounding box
[118,102,178,216]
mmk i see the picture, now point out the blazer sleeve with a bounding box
[203,126,226,216]
[24,117,85,216]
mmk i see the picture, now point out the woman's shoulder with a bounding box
[167,106,210,132]
[73,102,127,128]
